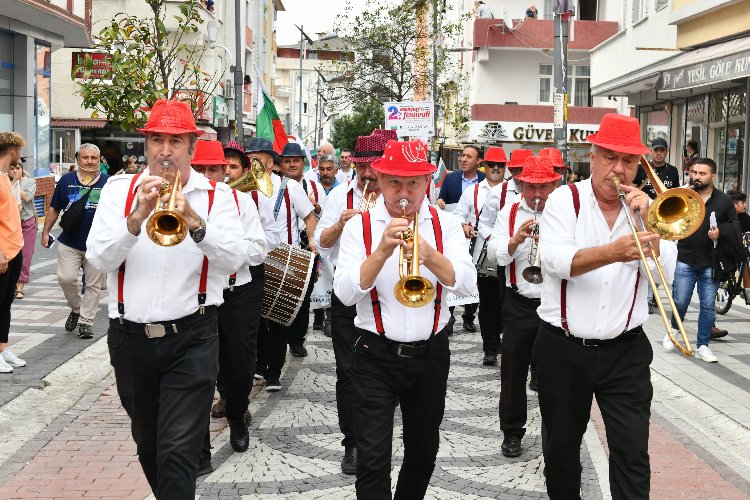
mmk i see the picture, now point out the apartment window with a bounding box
[245,0,252,26]
[539,64,552,103]
[655,0,669,11]
[632,0,647,24]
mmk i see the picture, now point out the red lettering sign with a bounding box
[72,52,113,79]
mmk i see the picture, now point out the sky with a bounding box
[276,0,354,46]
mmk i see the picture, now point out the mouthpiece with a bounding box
[399,199,408,208]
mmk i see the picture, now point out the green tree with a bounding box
[74,0,221,131]
[331,99,384,150]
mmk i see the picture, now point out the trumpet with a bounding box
[228,157,274,197]
[522,198,543,284]
[357,180,376,211]
[394,199,436,308]
[146,161,188,247]
[612,157,705,356]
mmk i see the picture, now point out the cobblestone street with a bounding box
[2,237,750,498]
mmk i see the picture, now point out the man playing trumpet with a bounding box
[488,156,560,458]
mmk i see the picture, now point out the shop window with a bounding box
[35,43,51,177]
[686,96,705,121]
[0,33,12,131]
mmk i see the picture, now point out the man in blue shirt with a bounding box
[41,144,109,339]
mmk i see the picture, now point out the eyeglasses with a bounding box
[486,163,505,170]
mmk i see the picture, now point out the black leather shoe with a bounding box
[482,353,497,366]
[65,311,80,332]
[463,320,477,333]
[501,435,522,458]
[229,419,249,452]
[341,446,357,475]
[711,326,728,339]
[290,344,308,357]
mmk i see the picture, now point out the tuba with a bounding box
[146,161,188,247]
[394,199,436,307]
[228,157,274,197]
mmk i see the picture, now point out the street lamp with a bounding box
[206,16,244,144]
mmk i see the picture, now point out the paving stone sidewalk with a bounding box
[2,234,750,498]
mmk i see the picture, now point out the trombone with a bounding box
[228,157,274,197]
[394,199,436,307]
[522,198,543,284]
[611,156,705,356]
[146,160,188,247]
[357,180,376,211]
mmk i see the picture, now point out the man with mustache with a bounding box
[664,158,740,363]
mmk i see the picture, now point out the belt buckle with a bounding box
[581,338,598,347]
[144,323,167,339]
[395,344,414,358]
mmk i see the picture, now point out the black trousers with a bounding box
[352,328,450,500]
[331,292,357,448]
[108,309,219,500]
[534,321,652,500]
[0,252,22,344]
[263,280,313,379]
[499,289,540,436]
[478,270,504,355]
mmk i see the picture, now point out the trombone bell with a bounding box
[228,157,274,197]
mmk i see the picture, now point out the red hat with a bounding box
[350,129,398,163]
[138,99,204,137]
[507,149,534,169]
[483,147,508,163]
[515,156,561,184]
[587,113,649,155]
[538,147,567,168]
[192,140,230,165]
[371,140,437,176]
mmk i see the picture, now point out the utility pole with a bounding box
[553,4,573,177]
[233,0,243,144]
[295,25,314,140]
[314,68,327,146]
[414,1,429,101]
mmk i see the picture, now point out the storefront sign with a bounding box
[470,121,599,143]
[657,50,750,91]
[213,96,229,128]
[384,101,434,138]
[71,52,112,79]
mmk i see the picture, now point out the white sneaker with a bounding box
[1,349,26,367]
[662,333,675,352]
[695,345,718,363]
[0,357,13,373]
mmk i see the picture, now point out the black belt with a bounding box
[355,327,446,359]
[543,321,643,347]
[506,287,541,308]
[111,306,217,339]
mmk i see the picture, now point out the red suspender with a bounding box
[284,189,292,244]
[500,181,509,209]
[362,207,444,336]
[473,183,480,225]
[508,202,520,287]
[362,211,385,335]
[117,174,142,319]
[198,181,217,311]
[250,190,259,208]
[346,189,354,210]
[560,184,580,332]
[428,206,444,335]
[228,188,241,290]
[310,180,319,202]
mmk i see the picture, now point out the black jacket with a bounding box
[633,162,680,200]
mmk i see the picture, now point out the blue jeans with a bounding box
[670,262,719,348]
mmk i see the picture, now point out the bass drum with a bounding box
[262,243,316,326]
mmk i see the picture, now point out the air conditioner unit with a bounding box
[224,79,234,99]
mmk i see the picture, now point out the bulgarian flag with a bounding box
[256,77,289,154]
[433,157,448,188]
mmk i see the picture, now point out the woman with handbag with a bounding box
[9,163,37,299]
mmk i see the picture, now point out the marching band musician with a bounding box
[313,130,393,476]
[536,114,677,499]
[455,146,507,366]
[190,140,267,462]
[86,100,246,499]
[488,156,560,458]
[254,140,316,390]
[334,139,475,500]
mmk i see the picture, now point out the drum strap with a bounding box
[362,207,444,336]
[500,181,509,210]
[250,190,259,208]
[558,183,639,332]
[228,188,241,291]
[508,201,520,289]
[473,183,480,224]
[273,178,288,220]
[346,188,354,210]
[117,175,214,320]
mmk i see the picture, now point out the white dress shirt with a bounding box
[303,168,319,183]
[86,170,246,323]
[333,197,476,341]
[456,179,495,263]
[226,189,268,289]
[537,179,678,339]
[270,174,315,246]
[250,187,283,252]
[314,179,363,267]
[336,167,354,185]
[490,197,542,298]
[478,178,520,242]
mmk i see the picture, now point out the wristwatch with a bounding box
[190,217,207,243]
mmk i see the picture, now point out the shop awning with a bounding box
[51,119,107,128]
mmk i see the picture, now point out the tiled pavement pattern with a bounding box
[1,234,750,498]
